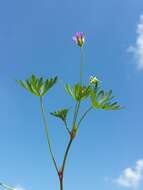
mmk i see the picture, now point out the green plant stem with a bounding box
[60,179,63,190]
[60,136,73,190]
[60,100,81,190]
[64,120,70,135]
[61,136,73,174]
[40,96,59,174]
[80,47,84,85]
[72,102,78,126]
[77,106,93,129]
[72,101,81,129]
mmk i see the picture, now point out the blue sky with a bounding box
[0,0,143,190]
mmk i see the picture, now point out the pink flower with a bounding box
[72,32,85,47]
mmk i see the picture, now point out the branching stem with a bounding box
[60,100,81,190]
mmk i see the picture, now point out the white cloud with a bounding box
[115,160,143,188]
[128,15,143,70]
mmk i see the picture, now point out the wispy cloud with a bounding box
[128,15,143,70]
[115,160,143,188]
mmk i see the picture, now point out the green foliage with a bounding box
[17,75,57,96]
[90,84,121,110]
[65,83,91,101]
[50,108,69,123]
[13,33,122,190]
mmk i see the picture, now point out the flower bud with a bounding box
[89,76,100,85]
[73,32,85,47]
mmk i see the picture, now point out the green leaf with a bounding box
[41,77,58,96]
[90,86,121,111]
[65,83,91,101]
[17,75,58,97]
[37,77,43,91]
[50,108,69,122]
[97,90,104,99]
[26,79,40,96]
[65,84,75,98]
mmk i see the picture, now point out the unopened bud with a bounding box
[89,76,100,85]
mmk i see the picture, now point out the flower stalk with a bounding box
[80,47,84,85]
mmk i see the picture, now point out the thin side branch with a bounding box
[77,106,93,129]
[40,96,59,174]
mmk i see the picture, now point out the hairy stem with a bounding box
[40,96,59,174]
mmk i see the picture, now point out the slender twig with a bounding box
[77,106,93,130]
[40,96,59,174]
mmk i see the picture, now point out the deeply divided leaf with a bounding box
[17,75,58,96]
